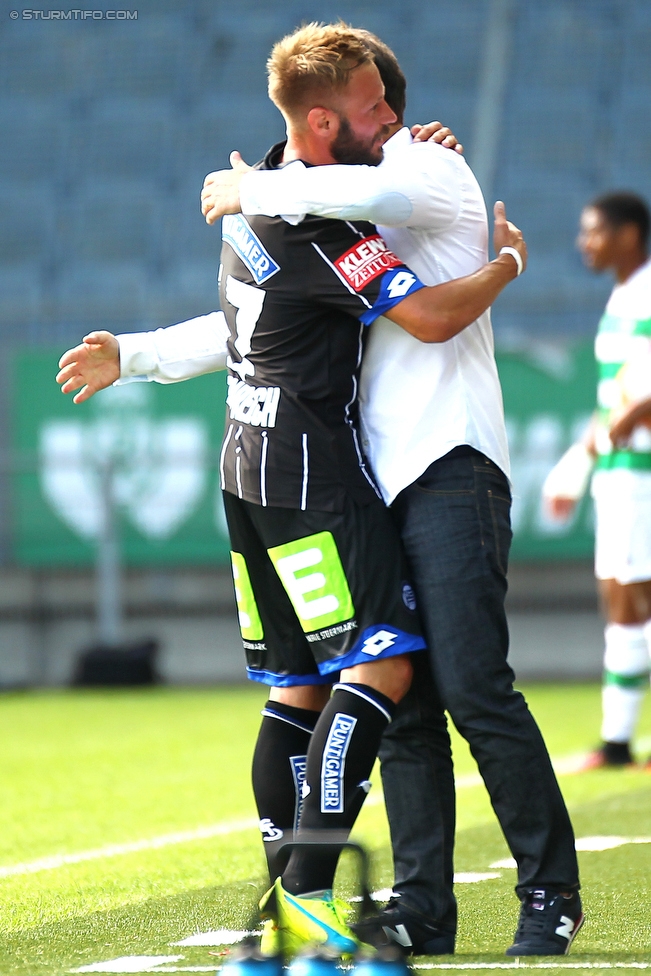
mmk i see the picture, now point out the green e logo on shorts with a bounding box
[268,531,355,633]
[230,551,264,641]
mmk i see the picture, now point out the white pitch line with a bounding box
[71,958,184,973]
[171,930,254,947]
[491,835,651,868]
[69,963,221,974]
[0,769,508,881]
[8,741,651,882]
[414,965,651,971]
[0,818,258,879]
[71,963,651,974]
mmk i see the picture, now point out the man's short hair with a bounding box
[351,29,407,124]
[267,22,373,120]
[590,191,650,249]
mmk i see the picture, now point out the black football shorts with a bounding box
[223,490,425,687]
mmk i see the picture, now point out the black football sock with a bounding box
[282,683,394,895]
[251,700,319,881]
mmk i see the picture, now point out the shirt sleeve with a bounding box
[239,142,462,231]
[310,225,426,327]
[117,311,229,384]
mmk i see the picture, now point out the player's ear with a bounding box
[618,222,643,252]
[306,106,338,139]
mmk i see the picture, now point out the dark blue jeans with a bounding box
[378,447,579,933]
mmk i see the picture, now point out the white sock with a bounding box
[601,623,649,744]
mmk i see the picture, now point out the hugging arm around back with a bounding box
[386,202,525,342]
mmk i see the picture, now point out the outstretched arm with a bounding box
[57,312,229,403]
[542,417,596,522]
[57,331,120,404]
[383,201,526,342]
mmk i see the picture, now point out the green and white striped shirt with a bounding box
[594,258,651,471]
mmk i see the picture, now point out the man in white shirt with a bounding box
[56,29,580,957]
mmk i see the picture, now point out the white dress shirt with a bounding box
[118,128,510,504]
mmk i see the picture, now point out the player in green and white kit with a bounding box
[544,192,651,768]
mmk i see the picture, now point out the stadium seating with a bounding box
[0,97,68,182]
[490,0,649,336]
[54,260,149,328]
[78,99,177,185]
[0,263,42,327]
[0,0,649,413]
[2,0,649,353]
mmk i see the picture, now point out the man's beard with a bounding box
[330,114,388,166]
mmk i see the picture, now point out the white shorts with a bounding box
[591,468,651,583]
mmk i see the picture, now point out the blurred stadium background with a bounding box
[1,0,650,687]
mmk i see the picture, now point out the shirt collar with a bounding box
[382,126,413,159]
[612,255,651,294]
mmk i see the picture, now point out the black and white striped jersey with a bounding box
[218,141,426,513]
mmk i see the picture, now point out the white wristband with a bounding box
[499,246,523,276]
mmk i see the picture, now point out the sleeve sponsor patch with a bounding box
[334,234,402,292]
[222,214,280,285]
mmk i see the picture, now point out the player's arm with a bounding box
[609,397,651,446]
[381,202,526,342]
[202,153,419,228]
[541,417,597,522]
[201,123,463,230]
[56,311,229,404]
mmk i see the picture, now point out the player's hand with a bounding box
[411,121,464,155]
[493,201,527,273]
[609,410,636,446]
[609,399,651,446]
[544,495,577,522]
[56,331,120,404]
[201,151,253,225]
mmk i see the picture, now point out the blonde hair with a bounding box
[267,22,373,120]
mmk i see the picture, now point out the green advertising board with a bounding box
[12,352,232,566]
[11,343,598,567]
[498,340,597,560]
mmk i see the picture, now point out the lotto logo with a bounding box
[335,234,402,291]
[387,271,417,298]
[361,630,398,656]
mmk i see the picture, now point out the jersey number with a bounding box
[225,276,265,380]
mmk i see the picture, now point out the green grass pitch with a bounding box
[1,683,651,975]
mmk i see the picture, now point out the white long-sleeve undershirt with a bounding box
[117,310,228,384]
